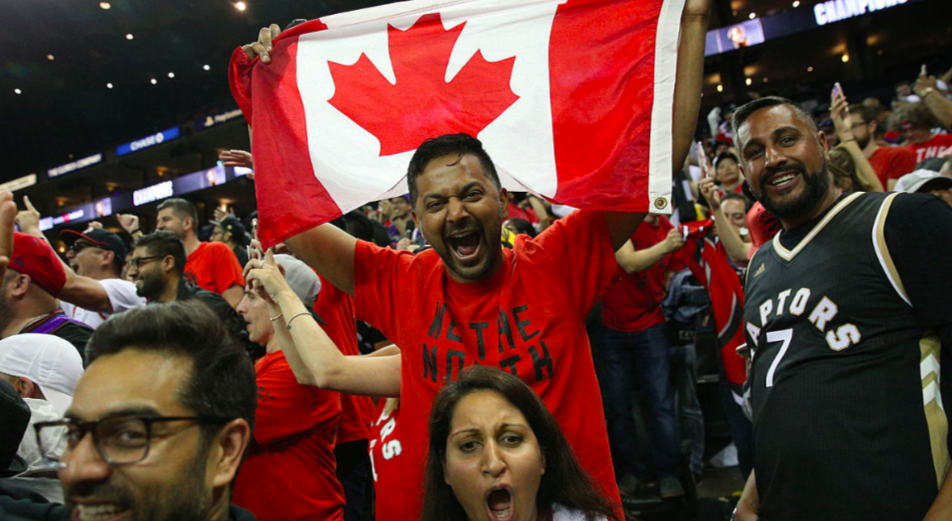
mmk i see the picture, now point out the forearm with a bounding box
[221,285,244,309]
[922,91,952,131]
[713,208,751,262]
[272,291,399,396]
[616,241,670,274]
[735,470,759,521]
[841,141,884,192]
[923,465,952,521]
[671,10,710,175]
[284,223,357,295]
[526,195,551,232]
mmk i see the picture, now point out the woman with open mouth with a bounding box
[421,366,618,521]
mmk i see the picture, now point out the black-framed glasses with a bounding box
[127,255,164,270]
[33,415,231,467]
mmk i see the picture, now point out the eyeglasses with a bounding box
[70,242,103,254]
[127,255,164,270]
[33,415,231,467]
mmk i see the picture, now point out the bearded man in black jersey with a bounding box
[731,97,952,521]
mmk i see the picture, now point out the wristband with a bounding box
[840,138,856,144]
[918,87,936,98]
[269,313,284,322]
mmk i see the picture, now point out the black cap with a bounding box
[217,216,249,246]
[60,228,127,262]
[0,379,30,477]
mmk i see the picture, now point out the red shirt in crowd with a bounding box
[355,209,622,520]
[232,350,345,521]
[868,146,918,187]
[315,274,375,445]
[601,216,684,332]
[905,133,952,164]
[185,241,245,294]
[368,400,412,521]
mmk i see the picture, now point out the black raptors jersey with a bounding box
[744,192,948,521]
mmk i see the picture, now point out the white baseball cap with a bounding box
[895,169,952,194]
[0,334,84,416]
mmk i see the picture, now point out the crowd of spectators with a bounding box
[0,4,951,521]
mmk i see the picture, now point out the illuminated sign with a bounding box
[195,108,244,130]
[0,174,37,192]
[48,153,103,178]
[234,166,253,177]
[705,19,766,56]
[116,127,181,156]
[133,181,174,206]
[814,0,907,25]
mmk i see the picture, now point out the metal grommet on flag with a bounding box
[653,197,669,211]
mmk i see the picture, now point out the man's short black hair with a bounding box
[406,134,501,206]
[157,198,199,229]
[134,231,187,276]
[86,301,257,437]
[731,97,817,147]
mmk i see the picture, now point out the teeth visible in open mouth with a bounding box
[487,489,512,519]
[771,173,796,186]
[76,504,125,520]
[490,506,511,519]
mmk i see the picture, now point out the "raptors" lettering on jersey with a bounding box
[745,288,862,351]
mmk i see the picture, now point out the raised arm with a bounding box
[603,0,712,251]
[915,72,952,131]
[614,229,684,275]
[830,86,883,192]
[15,197,115,313]
[0,191,16,278]
[246,251,399,397]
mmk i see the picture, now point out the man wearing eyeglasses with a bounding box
[7,302,259,521]
[128,231,256,360]
[14,198,146,331]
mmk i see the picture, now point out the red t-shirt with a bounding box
[232,351,345,521]
[355,209,622,520]
[185,241,245,295]
[368,400,413,521]
[315,274,375,445]
[905,133,952,164]
[868,146,918,187]
[601,216,683,332]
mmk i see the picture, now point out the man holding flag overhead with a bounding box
[234,0,712,517]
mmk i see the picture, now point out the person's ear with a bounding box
[161,255,176,274]
[411,211,423,236]
[441,451,450,486]
[209,418,251,489]
[498,187,509,220]
[13,377,36,399]
[868,119,878,136]
[102,250,115,268]
[11,273,30,298]
[818,130,830,160]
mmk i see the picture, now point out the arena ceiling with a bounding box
[2,0,949,182]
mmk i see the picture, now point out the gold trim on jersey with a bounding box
[920,331,949,488]
[872,193,912,306]
[771,192,863,261]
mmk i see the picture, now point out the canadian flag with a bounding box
[230,0,686,248]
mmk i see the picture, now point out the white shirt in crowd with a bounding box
[60,278,146,329]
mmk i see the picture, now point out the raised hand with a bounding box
[0,191,16,277]
[663,228,685,253]
[244,249,293,305]
[15,196,42,235]
[830,83,854,143]
[699,176,721,211]
[116,214,140,234]
[220,149,254,170]
[242,24,281,64]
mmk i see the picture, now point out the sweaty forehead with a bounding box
[70,349,192,421]
[420,154,489,191]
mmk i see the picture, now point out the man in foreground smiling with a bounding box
[22,302,257,521]
[731,96,952,520]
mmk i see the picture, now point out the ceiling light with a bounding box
[203,64,211,71]
[168,72,175,78]
[14,88,22,95]
[235,1,247,11]
[107,83,114,89]
[792,0,800,6]
[841,54,850,63]
[46,54,55,61]
[125,33,134,40]
[807,66,814,72]
[749,12,756,19]
[150,78,157,85]
[763,77,769,83]
[878,49,884,56]
[716,84,723,92]
[746,78,753,86]
[100,2,111,9]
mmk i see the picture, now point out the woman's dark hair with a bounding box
[407,134,501,206]
[421,366,617,521]
[86,301,257,440]
[505,218,536,239]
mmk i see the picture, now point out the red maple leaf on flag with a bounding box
[328,13,520,156]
